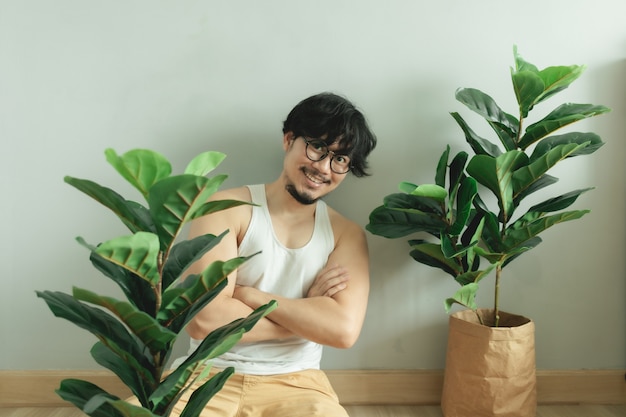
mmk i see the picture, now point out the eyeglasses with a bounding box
[301,137,352,174]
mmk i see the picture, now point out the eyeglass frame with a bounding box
[299,136,353,174]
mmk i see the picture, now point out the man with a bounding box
[179,92,377,416]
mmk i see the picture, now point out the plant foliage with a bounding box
[37,149,276,416]
[367,47,609,326]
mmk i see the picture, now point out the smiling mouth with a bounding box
[303,168,329,185]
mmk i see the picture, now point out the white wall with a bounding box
[2,0,624,371]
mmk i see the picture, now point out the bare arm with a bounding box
[233,217,370,349]
[185,188,294,342]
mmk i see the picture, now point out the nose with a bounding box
[312,154,332,173]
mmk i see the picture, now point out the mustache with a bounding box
[302,167,330,184]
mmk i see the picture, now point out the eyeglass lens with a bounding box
[305,139,351,173]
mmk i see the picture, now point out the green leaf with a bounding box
[530,132,604,162]
[450,112,502,157]
[449,177,477,236]
[454,263,495,286]
[511,70,545,117]
[435,146,450,187]
[179,369,234,417]
[184,151,226,176]
[366,205,447,238]
[503,210,589,250]
[527,188,593,213]
[519,103,610,149]
[448,151,469,197]
[73,288,176,351]
[105,148,172,199]
[512,142,589,200]
[384,193,445,216]
[88,252,156,314]
[93,232,161,287]
[444,283,479,313]
[89,342,152,407]
[158,256,254,330]
[455,88,518,149]
[64,177,155,234]
[513,46,538,73]
[36,290,149,367]
[190,199,253,221]
[467,151,529,220]
[152,302,277,409]
[162,231,228,290]
[148,174,228,251]
[408,241,461,277]
[409,184,448,201]
[56,379,124,417]
[535,64,586,105]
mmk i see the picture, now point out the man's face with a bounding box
[282,133,348,205]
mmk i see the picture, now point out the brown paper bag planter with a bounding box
[441,309,536,417]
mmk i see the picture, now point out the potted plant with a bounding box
[37,148,276,417]
[366,47,610,416]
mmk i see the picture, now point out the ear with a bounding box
[283,131,296,151]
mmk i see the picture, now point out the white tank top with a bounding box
[187,184,335,375]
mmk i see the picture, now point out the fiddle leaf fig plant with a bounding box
[367,47,610,326]
[37,148,276,417]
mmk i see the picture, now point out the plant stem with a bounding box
[494,263,501,327]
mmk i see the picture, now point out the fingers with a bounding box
[307,264,350,298]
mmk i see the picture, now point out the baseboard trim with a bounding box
[1,369,624,407]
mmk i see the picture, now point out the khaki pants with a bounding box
[133,368,349,417]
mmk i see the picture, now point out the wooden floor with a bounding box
[1,405,625,417]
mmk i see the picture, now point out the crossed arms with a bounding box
[185,189,370,349]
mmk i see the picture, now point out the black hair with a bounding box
[282,92,377,177]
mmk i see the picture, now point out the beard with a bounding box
[285,184,318,205]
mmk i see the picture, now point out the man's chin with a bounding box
[285,184,318,205]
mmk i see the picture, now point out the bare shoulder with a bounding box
[209,185,252,202]
[326,204,366,244]
[190,186,253,239]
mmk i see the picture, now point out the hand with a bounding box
[306,264,350,298]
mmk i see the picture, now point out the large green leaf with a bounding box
[64,177,154,234]
[90,342,152,407]
[74,288,176,351]
[511,70,544,117]
[512,142,589,200]
[162,231,228,290]
[435,145,450,187]
[366,205,446,238]
[535,64,586,105]
[56,379,124,417]
[408,241,461,277]
[384,193,445,216]
[93,232,161,287]
[503,210,589,250]
[467,151,529,220]
[184,151,226,177]
[449,177,477,236]
[448,151,469,197]
[190,199,253,221]
[179,369,234,417]
[455,88,518,150]
[105,149,172,199]
[450,112,502,157]
[152,302,277,410]
[530,132,604,162]
[526,188,593,213]
[444,283,479,313]
[88,252,156,313]
[36,290,149,364]
[519,103,610,149]
[158,256,253,330]
[148,174,228,251]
